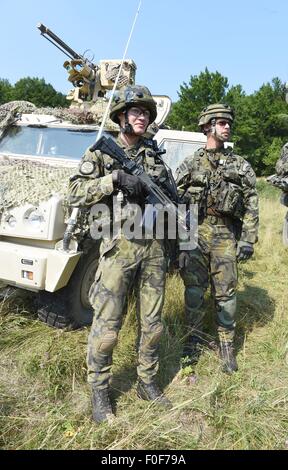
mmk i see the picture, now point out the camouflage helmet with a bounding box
[110,85,157,124]
[198,103,234,127]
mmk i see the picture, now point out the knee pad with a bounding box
[185,286,204,311]
[217,297,237,328]
[96,330,118,353]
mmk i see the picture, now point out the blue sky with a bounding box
[1,0,287,101]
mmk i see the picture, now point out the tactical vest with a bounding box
[182,148,246,220]
[100,138,176,201]
[87,137,177,234]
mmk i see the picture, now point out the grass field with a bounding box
[0,181,288,450]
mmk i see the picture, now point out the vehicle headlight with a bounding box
[6,215,17,228]
[25,210,45,230]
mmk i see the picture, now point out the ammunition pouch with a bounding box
[187,186,206,205]
[185,171,208,207]
[145,154,167,181]
[222,169,242,186]
[213,181,245,219]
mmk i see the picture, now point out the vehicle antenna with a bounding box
[97,0,142,141]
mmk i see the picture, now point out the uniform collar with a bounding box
[116,134,146,158]
[205,146,224,154]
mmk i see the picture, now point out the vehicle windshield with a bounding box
[0,126,110,160]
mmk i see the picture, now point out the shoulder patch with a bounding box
[80,161,95,175]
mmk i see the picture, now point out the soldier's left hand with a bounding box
[112,169,147,200]
[236,241,254,262]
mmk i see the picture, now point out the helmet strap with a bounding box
[120,109,134,134]
[211,118,216,136]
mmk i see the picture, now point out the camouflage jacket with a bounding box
[68,134,176,228]
[176,147,259,244]
[276,142,288,177]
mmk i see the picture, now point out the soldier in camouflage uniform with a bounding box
[274,82,288,181]
[276,142,288,177]
[176,104,259,374]
[68,85,173,424]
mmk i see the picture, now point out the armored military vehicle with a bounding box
[0,24,209,329]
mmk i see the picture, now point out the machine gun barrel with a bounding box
[37,23,84,62]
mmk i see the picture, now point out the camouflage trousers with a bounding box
[87,236,166,389]
[181,216,238,343]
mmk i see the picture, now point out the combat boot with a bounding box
[219,341,238,374]
[91,385,115,424]
[181,335,203,367]
[137,379,172,409]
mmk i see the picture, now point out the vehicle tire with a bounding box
[37,243,100,329]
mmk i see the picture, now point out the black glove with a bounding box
[112,170,146,200]
[179,251,190,269]
[236,241,254,262]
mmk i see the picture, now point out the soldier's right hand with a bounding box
[178,251,190,269]
[112,170,147,200]
[236,241,254,262]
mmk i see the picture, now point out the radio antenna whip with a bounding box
[97,0,142,141]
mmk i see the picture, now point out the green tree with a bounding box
[225,86,256,154]
[243,79,288,174]
[263,137,284,175]
[167,70,288,175]
[0,79,13,105]
[166,68,229,131]
[11,77,68,108]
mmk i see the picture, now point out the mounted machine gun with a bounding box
[37,23,137,107]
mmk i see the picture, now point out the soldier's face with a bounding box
[128,106,150,135]
[119,106,150,135]
[215,119,231,141]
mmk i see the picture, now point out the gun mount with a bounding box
[37,23,137,108]
[37,23,171,132]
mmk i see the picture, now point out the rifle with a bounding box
[90,136,196,247]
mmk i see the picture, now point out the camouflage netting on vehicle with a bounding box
[0,100,113,217]
[0,157,75,214]
[0,100,98,132]
[0,100,120,138]
[0,101,36,139]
